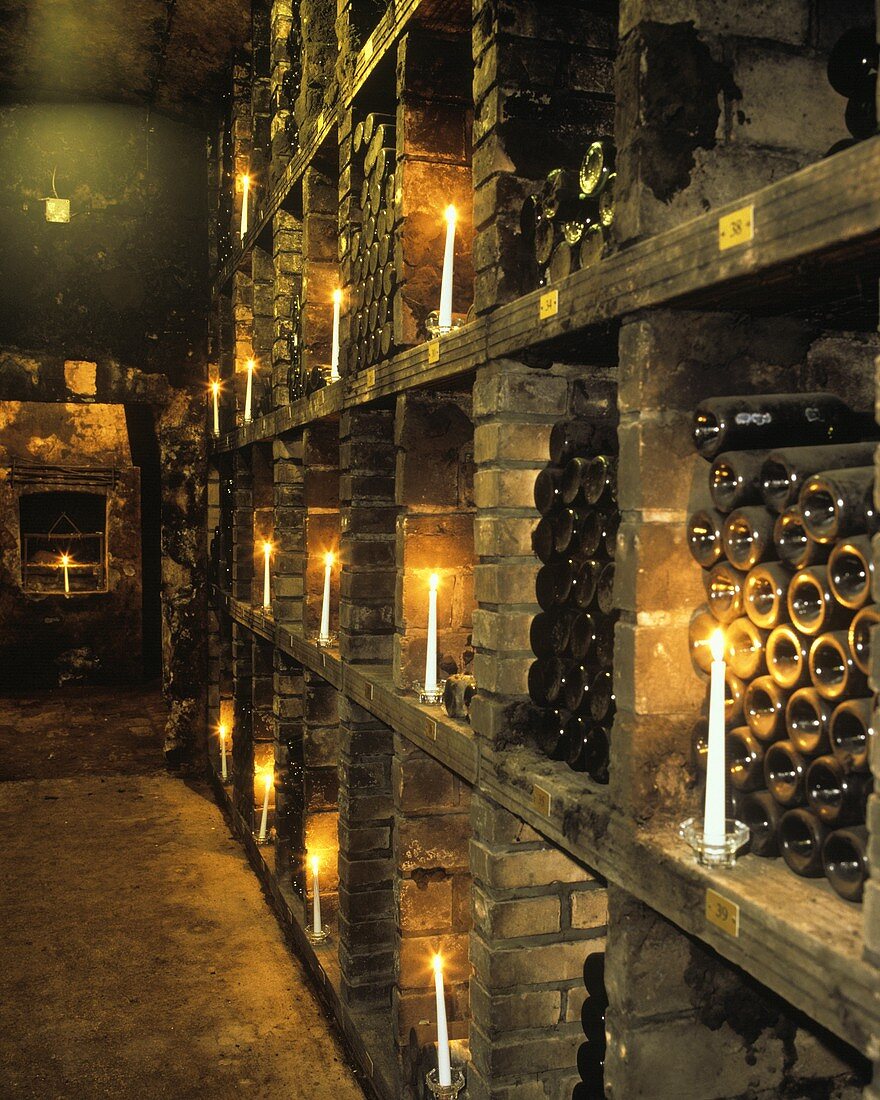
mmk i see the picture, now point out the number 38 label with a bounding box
[705,888,740,937]
[718,205,754,251]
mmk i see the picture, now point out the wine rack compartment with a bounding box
[688,392,878,901]
[528,416,619,784]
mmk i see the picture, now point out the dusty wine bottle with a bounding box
[528,658,564,705]
[848,603,879,674]
[725,616,767,680]
[744,675,788,743]
[589,669,615,724]
[766,624,810,690]
[532,516,557,564]
[597,562,615,615]
[724,669,746,729]
[830,697,873,772]
[844,74,878,139]
[773,506,830,569]
[799,466,875,542]
[828,535,873,610]
[827,26,879,97]
[806,755,871,826]
[571,560,602,610]
[579,223,605,269]
[584,455,616,506]
[728,726,765,792]
[689,605,720,674]
[580,139,616,196]
[561,457,592,504]
[534,467,565,515]
[787,565,851,635]
[722,507,776,571]
[785,686,833,756]
[743,562,790,629]
[560,661,590,712]
[536,561,573,610]
[687,508,726,567]
[779,808,828,877]
[809,631,868,701]
[704,561,745,623]
[549,420,611,465]
[710,450,770,512]
[530,610,576,658]
[598,173,616,228]
[569,613,596,661]
[692,393,854,460]
[764,740,808,806]
[822,825,868,902]
[739,789,782,857]
[759,441,877,512]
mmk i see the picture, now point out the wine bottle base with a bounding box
[679,817,750,868]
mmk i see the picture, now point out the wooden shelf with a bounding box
[345,0,424,107]
[210,136,880,455]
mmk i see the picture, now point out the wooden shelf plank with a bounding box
[210,137,880,456]
[345,0,424,107]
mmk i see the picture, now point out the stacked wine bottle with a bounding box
[825,25,878,156]
[528,417,619,784]
[519,138,616,292]
[687,393,878,902]
[574,950,607,1100]
[350,111,398,372]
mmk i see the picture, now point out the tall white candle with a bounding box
[211,380,220,435]
[240,174,250,240]
[433,954,452,1086]
[262,541,272,610]
[438,205,457,331]
[244,359,255,423]
[425,573,439,692]
[320,552,333,641]
[311,855,323,935]
[61,554,70,596]
[258,769,271,841]
[330,289,342,381]
[704,629,727,847]
[219,724,228,781]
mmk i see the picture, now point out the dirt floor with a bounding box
[0,684,367,1100]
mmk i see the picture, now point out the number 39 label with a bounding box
[705,888,740,937]
[718,205,754,251]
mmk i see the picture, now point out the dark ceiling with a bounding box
[0,0,251,124]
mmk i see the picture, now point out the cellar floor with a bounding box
[0,685,366,1100]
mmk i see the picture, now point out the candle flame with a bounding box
[444,205,457,225]
[60,553,70,566]
[246,358,256,372]
[324,551,334,567]
[311,855,320,875]
[429,573,439,591]
[241,174,250,189]
[332,288,342,305]
[264,769,273,791]
[218,723,227,741]
[433,953,443,975]
[210,380,220,395]
[263,540,272,556]
[710,629,725,663]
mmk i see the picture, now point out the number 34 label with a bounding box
[706,888,740,937]
[718,205,754,251]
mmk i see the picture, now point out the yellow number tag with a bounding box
[532,785,551,816]
[428,339,440,364]
[718,205,754,251]
[539,289,559,320]
[705,888,740,937]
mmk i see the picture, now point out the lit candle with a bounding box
[60,553,70,596]
[320,552,333,642]
[262,541,272,610]
[240,174,250,240]
[438,205,457,331]
[433,954,452,1086]
[311,855,323,936]
[210,380,220,435]
[330,289,342,381]
[218,723,228,781]
[258,768,272,842]
[425,573,439,693]
[704,629,727,847]
[244,358,255,422]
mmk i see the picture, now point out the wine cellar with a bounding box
[3,0,880,1097]
[199,0,880,1096]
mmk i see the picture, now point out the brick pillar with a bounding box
[302,671,340,921]
[272,434,305,626]
[253,244,275,414]
[251,443,274,608]
[231,60,255,420]
[231,621,254,823]
[337,105,359,377]
[394,392,475,692]
[304,421,341,635]
[272,210,302,407]
[270,0,295,170]
[393,738,471,1095]
[252,636,275,826]
[274,648,305,881]
[471,0,616,312]
[232,451,254,603]
[468,793,607,1100]
[293,0,336,130]
[302,164,338,377]
[338,405,398,1005]
[470,361,575,748]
